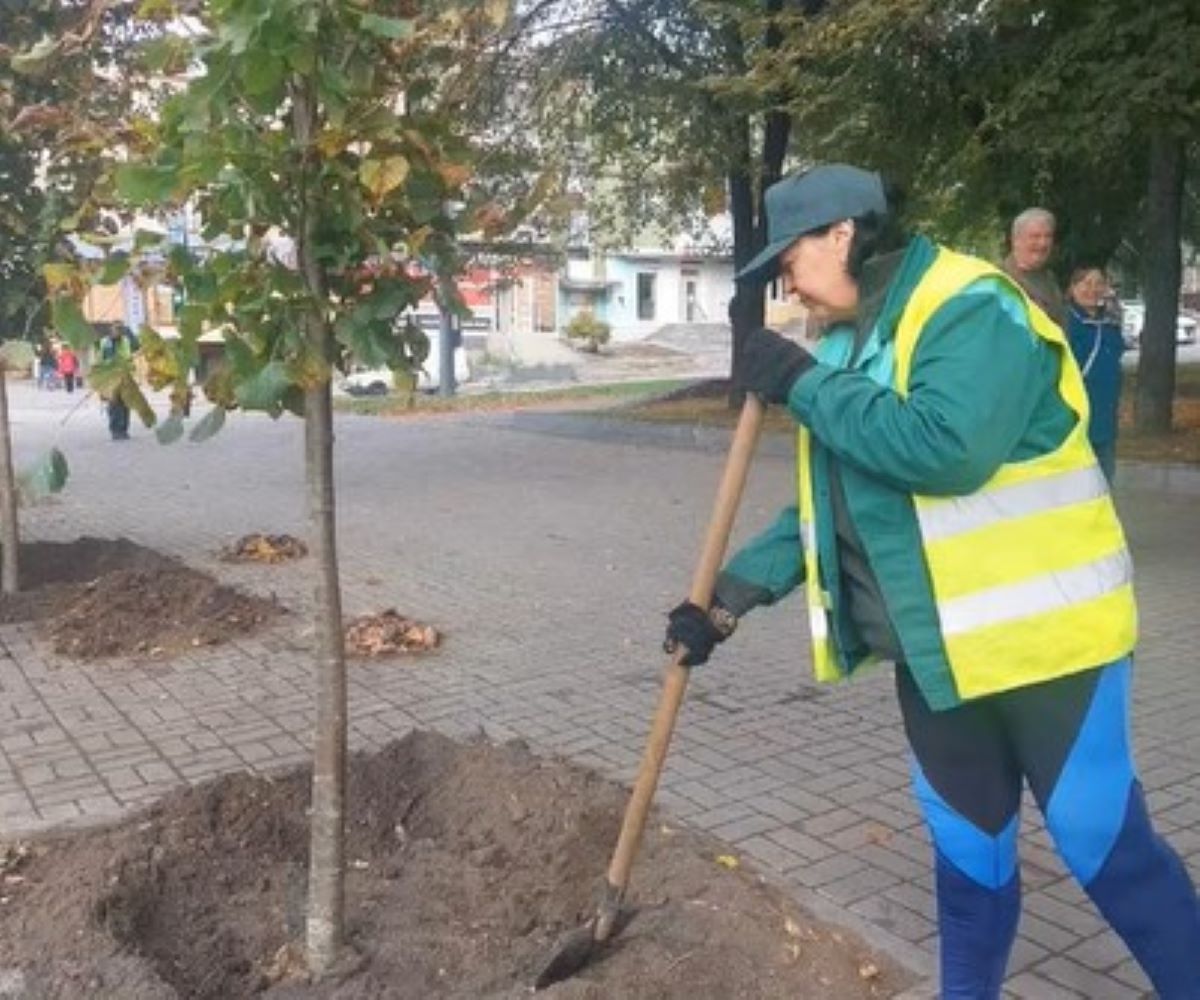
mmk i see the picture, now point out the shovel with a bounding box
[534,396,765,990]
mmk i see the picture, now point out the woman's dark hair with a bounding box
[847,179,908,278]
[1067,263,1105,288]
[804,179,908,279]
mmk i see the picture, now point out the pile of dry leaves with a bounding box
[344,609,440,658]
[221,533,308,564]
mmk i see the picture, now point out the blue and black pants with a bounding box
[897,658,1200,998]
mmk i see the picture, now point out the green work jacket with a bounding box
[722,236,1077,710]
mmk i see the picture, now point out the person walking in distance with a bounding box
[56,343,79,394]
[100,325,138,440]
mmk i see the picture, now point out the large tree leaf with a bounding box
[99,255,131,285]
[9,35,60,77]
[51,297,96,351]
[359,156,410,201]
[242,52,286,97]
[154,413,186,445]
[118,378,157,428]
[405,170,445,224]
[115,164,178,205]
[359,14,413,40]
[87,358,129,398]
[42,263,77,294]
[234,359,292,412]
[17,448,69,500]
[188,405,227,443]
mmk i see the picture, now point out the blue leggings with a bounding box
[897,658,1200,999]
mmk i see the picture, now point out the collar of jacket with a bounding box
[1068,302,1117,327]
[853,234,938,345]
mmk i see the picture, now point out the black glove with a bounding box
[663,600,737,667]
[740,327,815,404]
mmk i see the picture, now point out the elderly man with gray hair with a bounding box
[1003,207,1067,328]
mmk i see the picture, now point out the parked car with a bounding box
[339,329,471,396]
[1119,301,1198,348]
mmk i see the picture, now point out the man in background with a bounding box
[100,325,138,441]
[1002,207,1066,327]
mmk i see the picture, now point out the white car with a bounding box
[340,330,471,396]
[1119,301,1198,348]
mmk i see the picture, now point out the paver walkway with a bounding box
[2,382,1199,998]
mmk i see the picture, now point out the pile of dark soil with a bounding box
[0,732,911,999]
[0,537,283,660]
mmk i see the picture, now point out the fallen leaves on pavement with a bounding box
[344,609,440,658]
[221,533,308,564]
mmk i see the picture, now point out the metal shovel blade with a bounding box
[533,921,600,991]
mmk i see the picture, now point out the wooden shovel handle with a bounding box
[603,396,765,900]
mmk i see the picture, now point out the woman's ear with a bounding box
[832,219,856,263]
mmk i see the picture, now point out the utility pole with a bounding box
[437,274,458,398]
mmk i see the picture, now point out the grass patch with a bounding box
[334,378,692,417]
[1116,363,1200,464]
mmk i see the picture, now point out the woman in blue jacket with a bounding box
[1065,266,1124,482]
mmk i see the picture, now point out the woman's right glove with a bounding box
[740,327,815,404]
[663,600,738,667]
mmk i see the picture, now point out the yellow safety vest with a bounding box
[798,249,1137,702]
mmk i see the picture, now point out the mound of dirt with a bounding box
[0,537,283,660]
[0,732,912,999]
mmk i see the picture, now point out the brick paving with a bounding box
[3,382,1200,997]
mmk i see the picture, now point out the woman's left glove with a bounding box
[663,600,737,667]
[740,327,815,404]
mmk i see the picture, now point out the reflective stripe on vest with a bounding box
[915,464,1109,542]
[796,247,1137,702]
[797,424,841,681]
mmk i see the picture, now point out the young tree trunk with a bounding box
[293,76,348,977]
[1134,129,1185,434]
[0,371,19,594]
[303,375,347,974]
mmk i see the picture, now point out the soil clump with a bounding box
[0,537,283,659]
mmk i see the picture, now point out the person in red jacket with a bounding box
[56,344,79,393]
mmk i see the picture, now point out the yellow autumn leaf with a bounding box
[484,0,510,28]
[118,377,157,429]
[315,128,350,159]
[406,225,432,255]
[42,263,77,294]
[286,348,331,390]
[359,155,410,200]
[437,161,473,189]
[715,854,739,870]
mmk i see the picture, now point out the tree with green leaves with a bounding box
[52,0,510,974]
[496,0,827,388]
[758,0,1199,431]
[1,0,159,339]
[1,0,163,591]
